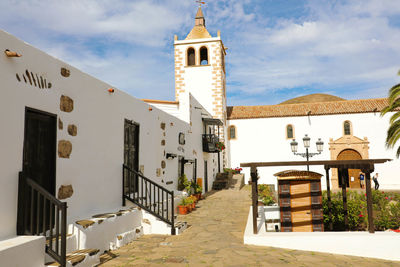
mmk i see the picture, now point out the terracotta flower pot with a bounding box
[178,205,188,215]
[191,202,196,209]
[186,204,192,212]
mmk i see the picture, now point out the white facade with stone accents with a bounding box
[228,112,400,190]
[0,28,219,266]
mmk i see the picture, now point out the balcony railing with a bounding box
[202,134,219,153]
[18,172,67,267]
[122,164,175,235]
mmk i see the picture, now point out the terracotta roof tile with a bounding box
[227,98,389,120]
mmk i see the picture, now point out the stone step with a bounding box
[45,248,100,267]
[212,180,228,190]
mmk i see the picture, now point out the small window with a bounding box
[187,47,195,66]
[200,46,208,65]
[344,121,352,135]
[229,126,236,139]
[286,125,294,139]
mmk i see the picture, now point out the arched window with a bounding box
[286,125,294,139]
[228,125,236,140]
[343,121,352,135]
[187,47,195,66]
[200,46,208,65]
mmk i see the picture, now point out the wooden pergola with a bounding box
[241,159,391,234]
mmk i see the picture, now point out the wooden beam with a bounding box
[251,167,258,234]
[325,166,333,231]
[240,159,391,168]
[364,170,375,233]
[339,168,349,231]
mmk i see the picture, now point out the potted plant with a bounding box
[188,195,197,209]
[194,184,203,200]
[215,142,225,152]
[178,174,189,191]
[185,196,194,212]
[178,197,188,215]
[234,167,243,174]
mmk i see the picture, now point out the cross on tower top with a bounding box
[196,0,205,7]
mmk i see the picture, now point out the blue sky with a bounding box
[1,0,400,106]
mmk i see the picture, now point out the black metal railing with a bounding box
[122,165,175,235]
[18,172,67,267]
[202,134,219,153]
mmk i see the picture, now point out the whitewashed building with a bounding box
[227,94,400,190]
[0,5,399,267]
[0,7,225,266]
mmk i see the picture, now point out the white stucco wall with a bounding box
[229,112,400,190]
[0,30,217,240]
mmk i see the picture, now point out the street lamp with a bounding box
[290,134,324,171]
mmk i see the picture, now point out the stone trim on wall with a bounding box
[329,135,370,189]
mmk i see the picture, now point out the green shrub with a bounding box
[257,184,276,206]
[178,174,189,191]
[323,190,400,231]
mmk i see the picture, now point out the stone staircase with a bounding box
[44,206,144,267]
[212,173,233,190]
[43,203,189,267]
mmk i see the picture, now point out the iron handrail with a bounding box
[122,164,175,235]
[21,173,67,267]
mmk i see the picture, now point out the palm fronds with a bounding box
[381,71,400,157]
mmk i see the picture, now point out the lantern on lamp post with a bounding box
[290,134,324,171]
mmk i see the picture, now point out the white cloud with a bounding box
[0,0,191,46]
[225,0,400,105]
[0,0,399,106]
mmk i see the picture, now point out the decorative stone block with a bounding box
[68,124,77,136]
[58,140,72,158]
[61,67,70,77]
[58,118,63,130]
[60,95,73,112]
[161,160,166,169]
[160,122,166,130]
[58,185,73,199]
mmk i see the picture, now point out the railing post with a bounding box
[60,202,67,267]
[339,168,349,231]
[17,172,27,235]
[324,166,333,231]
[251,166,258,234]
[363,166,375,233]
[171,191,176,235]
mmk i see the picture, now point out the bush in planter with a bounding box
[322,190,400,231]
[178,197,189,215]
[186,196,195,211]
[257,184,276,206]
[322,191,367,231]
[372,190,400,230]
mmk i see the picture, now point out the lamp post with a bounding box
[290,134,324,171]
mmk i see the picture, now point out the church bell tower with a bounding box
[174,6,228,159]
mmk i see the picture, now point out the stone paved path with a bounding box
[101,187,400,267]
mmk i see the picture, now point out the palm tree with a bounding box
[381,70,400,157]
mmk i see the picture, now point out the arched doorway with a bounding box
[337,149,362,188]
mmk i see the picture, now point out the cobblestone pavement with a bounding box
[101,187,400,267]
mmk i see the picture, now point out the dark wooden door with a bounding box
[17,107,56,234]
[124,119,139,193]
